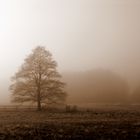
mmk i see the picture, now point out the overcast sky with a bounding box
[0,0,140,104]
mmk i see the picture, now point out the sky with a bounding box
[0,0,140,104]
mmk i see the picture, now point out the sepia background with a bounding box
[0,0,140,105]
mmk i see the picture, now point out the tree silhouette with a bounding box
[63,69,129,103]
[10,46,66,110]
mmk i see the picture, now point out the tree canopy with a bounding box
[10,46,67,110]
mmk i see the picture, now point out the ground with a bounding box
[0,105,139,139]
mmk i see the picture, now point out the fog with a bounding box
[0,0,140,104]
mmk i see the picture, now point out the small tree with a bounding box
[10,46,67,110]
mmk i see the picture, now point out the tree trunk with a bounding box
[37,72,42,111]
[37,84,41,111]
[37,98,41,111]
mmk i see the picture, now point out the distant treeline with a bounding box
[63,69,140,104]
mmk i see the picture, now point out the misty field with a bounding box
[0,106,139,139]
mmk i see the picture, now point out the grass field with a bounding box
[0,106,139,139]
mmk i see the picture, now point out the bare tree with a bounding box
[10,46,67,110]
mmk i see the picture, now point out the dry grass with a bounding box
[0,106,139,139]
